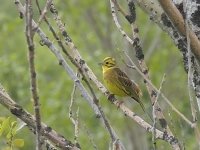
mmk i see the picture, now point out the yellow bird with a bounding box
[100,57,145,112]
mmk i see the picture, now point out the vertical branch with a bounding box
[184,0,197,125]
[25,0,42,149]
[69,72,80,148]
[15,0,183,148]
[124,51,193,126]
[184,0,200,147]
[110,0,175,139]
[152,74,166,150]
[48,3,126,149]
[0,84,80,149]
[158,0,200,64]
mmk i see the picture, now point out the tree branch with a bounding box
[109,2,181,149]
[25,0,42,149]
[14,1,127,149]
[0,84,80,150]
[13,0,186,148]
[47,2,180,148]
[158,0,200,64]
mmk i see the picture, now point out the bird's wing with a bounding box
[113,68,141,99]
[104,69,128,95]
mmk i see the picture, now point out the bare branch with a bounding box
[69,73,80,147]
[48,3,127,150]
[47,2,183,148]
[109,1,181,149]
[124,51,194,127]
[14,1,127,149]
[13,0,186,148]
[36,0,53,27]
[184,0,200,147]
[152,74,166,150]
[158,0,200,63]
[0,84,80,150]
[184,0,197,125]
[25,0,42,149]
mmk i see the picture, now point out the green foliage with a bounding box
[0,117,24,150]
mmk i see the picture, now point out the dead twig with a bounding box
[25,0,42,149]
[152,74,166,150]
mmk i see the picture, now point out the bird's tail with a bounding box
[132,97,153,122]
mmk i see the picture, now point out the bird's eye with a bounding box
[106,62,109,64]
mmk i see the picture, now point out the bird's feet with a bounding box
[108,94,115,103]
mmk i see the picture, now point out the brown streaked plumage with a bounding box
[100,57,145,112]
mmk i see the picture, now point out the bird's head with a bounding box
[99,57,116,72]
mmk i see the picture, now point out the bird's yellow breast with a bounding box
[103,68,128,97]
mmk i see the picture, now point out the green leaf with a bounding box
[6,120,17,139]
[10,121,17,136]
[13,139,24,147]
[0,117,10,136]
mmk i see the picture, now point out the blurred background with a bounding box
[0,0,198,149]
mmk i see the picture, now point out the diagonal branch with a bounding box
[47,2,181,148]
[14,1,126,149]
[0,84,80,150]
[36,0,53,26]
[13,0,183,148]
[158,0,200,64]
[134,0,200,114]
[110,0,175,137]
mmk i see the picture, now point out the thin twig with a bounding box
[111,0,127,17]
[14,1,181,148]
[75,108,79,147]
[0,85,79,150]
[110,1,181,149]
[69,77,77,122]
[109,0,134,45]
[124,52,194,127]
[136,0,200,113]
[48,3,126,149]
[47,2,181,148]
[152,74,166,150]
[16,1,126,149]
[184,0,200,147]
[110,0,167,130]
[36,0,53,27]
[110,0,193,128]
[25,0,42,149]
[184,0,197,125]
[69,73,80,147]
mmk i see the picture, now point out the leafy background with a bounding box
[0,0,198,149]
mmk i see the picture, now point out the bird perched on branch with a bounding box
[99,57,145,112]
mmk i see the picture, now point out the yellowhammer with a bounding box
[100,57,145,112]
